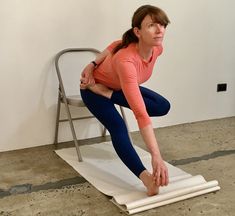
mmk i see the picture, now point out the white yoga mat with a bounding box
[55,141,220,214]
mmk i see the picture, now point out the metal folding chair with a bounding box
[54,48,131,162]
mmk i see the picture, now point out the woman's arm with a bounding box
[93,48,110,65]
[140,124,169,187]
[115,60,169,186]
[80,49,110,89]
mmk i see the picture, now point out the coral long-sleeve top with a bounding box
[93,40,163,129]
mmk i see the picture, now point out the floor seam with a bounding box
[169,149,235,166]
[0,176,86,199]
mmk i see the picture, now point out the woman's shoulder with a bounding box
[106,40,122,52]
[113,43,137,60]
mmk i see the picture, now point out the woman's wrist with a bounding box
[85,63,96,73]
[88,62,96,68]
[150,148,162,158]
[151,151,161,158]
[91,61,98,67]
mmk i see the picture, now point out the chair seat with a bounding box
[63,95,86,107]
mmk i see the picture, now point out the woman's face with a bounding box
[135,15,166,47]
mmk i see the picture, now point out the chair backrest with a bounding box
[55,48,100,97]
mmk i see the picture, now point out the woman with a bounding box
[80,5,170,196]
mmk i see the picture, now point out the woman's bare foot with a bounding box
[139,170,159,196]
[88,83,113,99]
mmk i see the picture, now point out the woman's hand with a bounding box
[151,154,169,187]
[80,49,110,89]
[80,64,95,89]
[139,124,169,187]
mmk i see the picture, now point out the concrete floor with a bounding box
[0,117,234,216]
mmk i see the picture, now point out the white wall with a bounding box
[0,0,234,152]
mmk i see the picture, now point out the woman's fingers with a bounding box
[153,167,169,187]
[165,168,169,185]
[152,157,169,187]
[156,168,161,187]
[160,169,166,186]
[160,168,169,186]
[80,77,95,89]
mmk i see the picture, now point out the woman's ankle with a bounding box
[88,83,113,99]
[139,170,151,184]
[139,170,159,196]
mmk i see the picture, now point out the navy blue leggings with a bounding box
[80,86,170,178]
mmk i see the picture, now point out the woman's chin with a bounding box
[153,42,163,47]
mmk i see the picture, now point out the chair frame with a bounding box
[54,48,131,162]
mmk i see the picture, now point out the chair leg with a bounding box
[54,92,61,149]
[63,100,83,162]
[119,106,133,143]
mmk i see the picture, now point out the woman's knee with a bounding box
[165,99,171,114]
[154,99,170,116]
[147,98,171,116]
[161,99,171,115]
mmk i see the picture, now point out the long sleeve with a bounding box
[115,59,151,129]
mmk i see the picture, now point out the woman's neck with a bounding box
[136,42,153,62]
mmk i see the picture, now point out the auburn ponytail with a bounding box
[112,29,138,54]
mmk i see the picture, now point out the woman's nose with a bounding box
[156,24,164,33]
